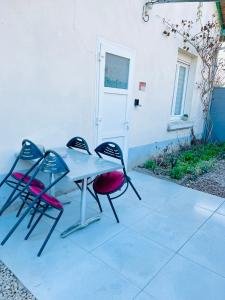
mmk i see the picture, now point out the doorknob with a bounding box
[124,121,129,130]
[98,52,105,62]
[96,117,102,126]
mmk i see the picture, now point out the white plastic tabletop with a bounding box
[53,147,122,181]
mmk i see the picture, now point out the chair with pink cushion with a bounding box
[93,142,141,223]
[0,139,44,217]
[1,150,69,257]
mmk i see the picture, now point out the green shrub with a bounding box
[170,163,188,179]
[180,151,196,162]
[144,142,225,180]
[186,166,197,176]
[144,160,157,171]
[184,152,194,161]
[195,160,214,175]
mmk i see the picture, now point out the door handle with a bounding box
[124,121,129,130]
[96,117,102,126]
[98,52,105,62]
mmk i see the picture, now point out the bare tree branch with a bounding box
[163,13,225,142]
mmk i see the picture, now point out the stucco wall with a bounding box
[0,0,216,173]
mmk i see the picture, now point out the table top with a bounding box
[53,147,122,181]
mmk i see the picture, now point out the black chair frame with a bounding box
[94,142,141,223]
[0,139,44,216]
[1,150,69,257]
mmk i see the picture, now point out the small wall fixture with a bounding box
[142,1,156,22]
[134,99,141,107]
[142,0,211,22]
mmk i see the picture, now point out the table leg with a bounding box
[80,177,87,225]
[60,177,101,238]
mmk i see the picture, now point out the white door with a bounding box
[96,40,134,164]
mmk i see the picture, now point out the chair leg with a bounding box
[0,173,11,188]
[76,181,102,212]
[25,205,48,240]
[1,202,35,246]
[37,210,63,257]
[128,179,141,200]
[93,191,103,213]
[27,199,41,229]
[0,200,12,216]
[0,181,28,216]
[75,181,82,191]
[16,192,30,218]
[87,186,97,200]
[107,195,119,223]
[16,202,26,218]
[0,187,19,216]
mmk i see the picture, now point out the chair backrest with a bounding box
[10,150,70,201]
[39,150,70,174]
[66,136,91,155]
[0,139,44,188]
[19,139,44,161]
[95,142,125,167]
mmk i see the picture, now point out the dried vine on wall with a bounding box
[163,12,225,142]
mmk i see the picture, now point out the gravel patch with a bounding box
[0,261,36,300]
[183,160,225,198]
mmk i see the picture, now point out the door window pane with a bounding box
[104,53,130,89]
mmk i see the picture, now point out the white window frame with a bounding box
[171,61,190,119]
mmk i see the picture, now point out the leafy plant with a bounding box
[144,142,225,180]
[144,160,157,172]
[180,151,196,162]
[170,163,188,179]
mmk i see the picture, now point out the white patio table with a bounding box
[53,147,122,238]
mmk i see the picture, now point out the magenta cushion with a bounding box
[28,186,63,209]
[93,171,125,194]
[12,172,45,189]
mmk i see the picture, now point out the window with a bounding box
[171,61,189,117]
[104,53,130,89]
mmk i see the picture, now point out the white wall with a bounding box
[0,0,216,172]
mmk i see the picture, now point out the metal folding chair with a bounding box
[1,150,70,257]
[0,139,44,216]
[93,142,141,223]
[66,137,102,212]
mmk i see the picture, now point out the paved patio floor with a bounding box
[1,171,225,300]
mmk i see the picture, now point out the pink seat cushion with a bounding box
[12,172,45,189]
[93,171,125,194]
[28,186,63,209]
